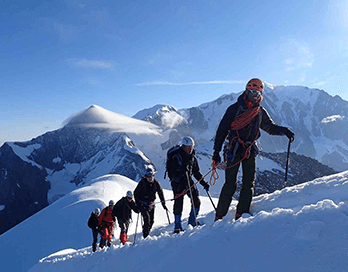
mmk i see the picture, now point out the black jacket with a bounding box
[134,177,166,207]
[112,197,139,223]
[167,146,205,186]
[214,93,287,154]
[87,212,99,230]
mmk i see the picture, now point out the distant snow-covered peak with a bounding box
[264,81,274,90]
[63,105,161,135]
[133,104,186,130]
[63,105,112,125]
[132,104,178,120]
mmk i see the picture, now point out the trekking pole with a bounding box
[206,190,217,212]
[133,213,140,245]
[186,171,198,226]
[284,139,291,185]
[165,209,171,225]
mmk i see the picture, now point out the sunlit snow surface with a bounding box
[21,171,348,272]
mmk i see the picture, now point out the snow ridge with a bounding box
[4,171,348,272]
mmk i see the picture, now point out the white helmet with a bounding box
[181,136,195,147]
[94,208,100,215]
[144,168,156,177]
[126,191,133,198]
[109,200,115,206]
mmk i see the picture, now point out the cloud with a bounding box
[315,82,327,86]
[137,80,243,86]
[160,111,185,129]
[63,105,161,135]
[73,59,114,69]
[321,115,346,124]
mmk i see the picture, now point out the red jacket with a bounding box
[98,206,115,225]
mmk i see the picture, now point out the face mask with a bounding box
[246,89,263,104]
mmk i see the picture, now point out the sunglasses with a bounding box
[247,89,262,94]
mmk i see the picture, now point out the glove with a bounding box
[212,151,221,164]
[162,203,168,211]
[201,180,210,191]
[282,127,295,142]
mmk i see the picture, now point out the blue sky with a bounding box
[1,0,348,145]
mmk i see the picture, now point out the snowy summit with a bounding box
[63,104,161,135]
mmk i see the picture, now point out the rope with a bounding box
[231,106,260,130]
[209,109,262,185]
[171,169,213,201]
[154,169,213,205]
[209,162,219,186]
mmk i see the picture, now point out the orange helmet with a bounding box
[246,78,264,92]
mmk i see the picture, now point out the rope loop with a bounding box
[209,162,219,186]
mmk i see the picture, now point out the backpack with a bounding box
[164,145,181,180]
[87,213,98,229]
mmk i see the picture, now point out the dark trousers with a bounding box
[140,206,155,238]
[171,177,201,216]
[117,219,130,234]
[92,229,99,249]
[216,151,256,217]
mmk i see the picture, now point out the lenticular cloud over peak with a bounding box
[63,105,161,135]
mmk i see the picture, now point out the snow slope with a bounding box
[0,174,214,272]
[26,171,348,272]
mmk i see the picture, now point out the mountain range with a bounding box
[0,105,156,235]
[133,84,348,172]
[0,85,346,237]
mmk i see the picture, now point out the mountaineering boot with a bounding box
[99,239,106,248]
[188,207,200,227]
[235,213,242,220]
[120,233,128,244]
[174,214,183,233]
[174,228,183,234]
[92,242,97,252]
[214,214,224,221]
[107,240,111,247]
